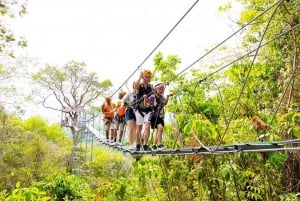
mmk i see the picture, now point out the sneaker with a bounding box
[143,144,151,151]
[152,145,157,150]
[157,144,165,151]
[128,145,135,150]
[136,144,141,151]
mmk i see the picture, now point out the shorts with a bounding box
[135,109,151,126]
[115,120,126,131]
[150,115,164,129]
[103,118,116,130]
[125,107,136,121]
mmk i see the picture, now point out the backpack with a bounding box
[136,84,153,111]
[149,94,166,118]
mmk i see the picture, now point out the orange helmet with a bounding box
[119,90,126,97]
[105,96,111,102]
[116,100,122,107]
[142,69,152,78]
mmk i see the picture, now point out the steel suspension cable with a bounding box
[162,23,299,104]
[164,23,299,91]
[215,0,284,150]
[166,0,283,85]
[111,0,200,97]
[163,23,299,150]
[165,0,285,150]
[260,58,300,141]
[196,23,300,84]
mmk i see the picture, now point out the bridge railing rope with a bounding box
[83,110,300,158]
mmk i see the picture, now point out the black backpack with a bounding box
[136,84,153,111]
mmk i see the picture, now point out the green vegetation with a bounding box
[0,0,300,200]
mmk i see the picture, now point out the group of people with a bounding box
[101,90,127,145]
[101,69,172,151]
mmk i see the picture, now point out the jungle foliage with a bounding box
[0,0,300,200]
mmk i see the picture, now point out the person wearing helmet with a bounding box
[123,82,137,150]
[101,96,116,142]
[134,69,153,151]
[147,82,173,150]
[118,90,126,100]
[115,91,127,145]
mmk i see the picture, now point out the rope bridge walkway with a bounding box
[85,123,299,158]
[62,108,300,175]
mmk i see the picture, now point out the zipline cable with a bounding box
[111,0,200,97]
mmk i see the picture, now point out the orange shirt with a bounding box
[102,103,116,119]
[117,105,126,117]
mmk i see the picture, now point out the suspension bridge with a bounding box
[61,108,300,175]
[56,0,300,176]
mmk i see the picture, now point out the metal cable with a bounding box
[214,0,283,150]
[166,0,283,84]
[111,0,200,97]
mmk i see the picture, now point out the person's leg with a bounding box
[143,122,151,145]
[127,119,136,146]
[156,124,164,145]
[105,131,109,140]
[111,120,117,142]
[157,118,165,150]
[115,121,121,142]
[143,112,152,145]
[113,129,117,142]
[135,110,144,150]
[118,121,125,143]
[103,119,108,140]
[136,125,143,145]
[105,119,111,140]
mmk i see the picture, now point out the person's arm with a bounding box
[134,71,143,91]
[101,103,105,113]
[123,94,129,106]
[165,93,173,104]
[111,103,117,113]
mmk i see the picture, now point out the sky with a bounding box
[10,0,239,123]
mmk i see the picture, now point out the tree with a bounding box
[0,0,27,57]
[32,61,112,140]
[218,0,300,197]
[36,173,94,201]
[0,109,70,191]
[0,1,28,113]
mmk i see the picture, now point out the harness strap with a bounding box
[138,108,145,117]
